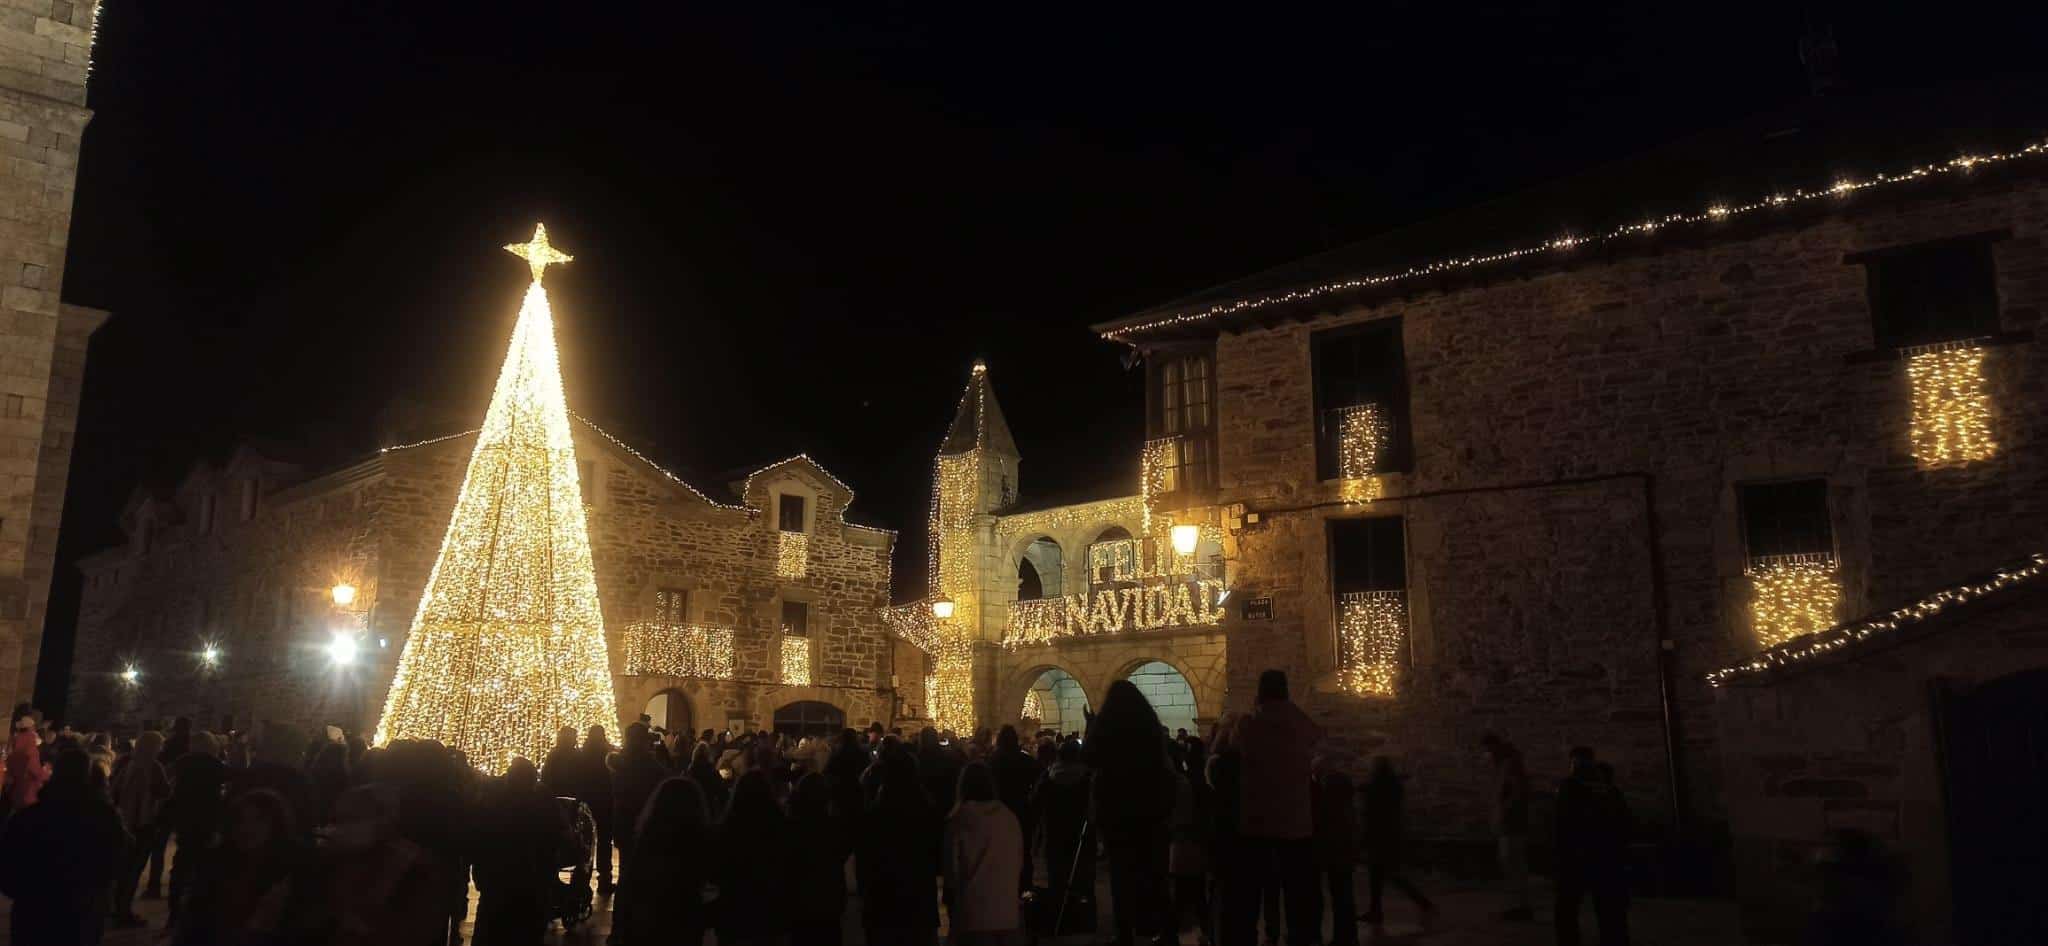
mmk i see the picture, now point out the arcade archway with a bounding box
[643,688,691,735]
[1125,660,1198,736]
[1020,667,1091,737]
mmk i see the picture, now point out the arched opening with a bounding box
[772,700,845,739]
[644,688,691,735]
[1018,536,1064,600]
[1125,660,1198,736]
[1022,668,1090,737]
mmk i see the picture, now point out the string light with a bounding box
[374,224,618,773]
[1904,341,1997,466]
[996,497,1146,543]
[1003,578,1224,648]
[568,411,749,511]
[380,429,478,454]
[1335,403,1391,504]
[1709,551,2047,686]
[622,623,736,678]
[781,634,811,686]
[1337,591,1405,697]
[1745,554,1842,649]
[1020,688,1042,721]
[777,532,810,578]
[1102,142,2048,340]
[1140,437,1177,533]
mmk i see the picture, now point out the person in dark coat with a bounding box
[609,724,668,921]
[1554,748,1630,946]
[540,726,580,796]
[715,770,793,946]
[171,787,307,946]
[0,749,128,945]
[1309,756,1360,946]
[579,725,618,894]
[787,772,852,946]
[824,728,868,821]
[166,730,229,929]
[471,758,570,946]
[1030,738,1095,931]
[1086,681,1177,946]
[1360,756,1435,928]
[228,722,316,840]
[685,742,729,818]
[916,727,962,820]
[612,777,712,946]
[988,725,1040,890]
[859,744,941,946]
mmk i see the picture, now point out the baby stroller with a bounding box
[550,795,598,929]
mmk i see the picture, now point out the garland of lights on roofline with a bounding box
[1707,552,2047,686]
[1103,141,2048,340]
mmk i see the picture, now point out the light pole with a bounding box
[327,582,372,735]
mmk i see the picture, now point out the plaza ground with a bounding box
[0,844,1746,946]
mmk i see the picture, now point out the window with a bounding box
[778,494,806,533]
[652,587,690,623]
[1313,319,1413,479]
[1329,516,1407,593]
[781,599,810,636]
[1856,235,2000,349]
[1737,480,1832,560]
[1148,347,1216,494]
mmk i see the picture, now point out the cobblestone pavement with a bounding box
[0,845,1745,946]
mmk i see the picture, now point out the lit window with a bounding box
[1149,347,1215,494]
[781,599,810,636]
[1313,319,1412,479]
[1329,516,1407,697]
[1737,479,1841,649]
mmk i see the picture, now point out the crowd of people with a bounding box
[0,669,1640,946]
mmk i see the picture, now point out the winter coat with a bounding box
[945,800,1023,934]
[989,748,1040,829]
[858,788,941,933]
[169,752,229,842]
[610,749,667,836]
[1167,774,1209,876]
[1554,772,1631,873]
[686,760,729,818]
[4,728,46,809]
[1232,699,1323,839]
[613,833,711,945]
[540,745,580,797]
[0,786,128,945]
[1362,772,1407,865]
[113,756,170,835]
[713,818,793,941]
[787,811,851,931]
[1309,770,1359,868]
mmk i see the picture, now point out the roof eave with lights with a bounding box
[1095,140,2048,344]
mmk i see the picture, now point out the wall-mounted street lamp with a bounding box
[1170,523,1202,556]
[330,582,358,608]
[120,665,140,686]
[930,595,955,620]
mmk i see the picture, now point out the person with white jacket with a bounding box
[945,761,1025,945]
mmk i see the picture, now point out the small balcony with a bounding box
[622,622,737,679]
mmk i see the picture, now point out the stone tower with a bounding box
[934,359,1019,641]
[0,2,105,712]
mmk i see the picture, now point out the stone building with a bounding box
[1075,106,2048,861]
[886,363,1229,738]
[0,1,105,713]
[69,417,902,739]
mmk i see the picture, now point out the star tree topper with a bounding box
[506,223,573,282]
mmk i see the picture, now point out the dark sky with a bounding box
[39,1,2048,707]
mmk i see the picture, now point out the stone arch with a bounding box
[611,676,719,737]
[1111,656,1203,736]
[1004,662,1095,734]
[1014,535,1066,600]
[642,686,692,734]
[750,684,857,732]
[1098,652,1215,725]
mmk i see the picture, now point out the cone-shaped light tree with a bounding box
[373,224,618,771]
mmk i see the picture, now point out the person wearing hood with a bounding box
[166,730,229,929]
[945,762,1023,944]
[111,729,171,927]
[0,748,127,945]
[1029,738,1095,931]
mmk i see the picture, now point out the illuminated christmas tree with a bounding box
[374,224,618,771]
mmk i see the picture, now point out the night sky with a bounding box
[39,1,2048,708]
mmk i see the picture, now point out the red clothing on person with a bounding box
[1232,698,1324,840]
[4,729,46,809]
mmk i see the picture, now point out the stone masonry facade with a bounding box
[69,420,900,739]
[1115,170,2048,842]
[0,0,102,712]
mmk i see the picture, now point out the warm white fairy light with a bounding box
[1140,436,1178,532]
[622,623,736,678]
[1338,591,1405,697]
[1710,552,2048,686]
[1904,342,1997,466]
[777,531,810,578]
[1002,578,1225,648]
[781,634,811,686]
[374,224,618,773]
[1746,554,1842,649]
[1102,142,2048,340]
[1335,403,1391,503]
[1021,688,1042,721]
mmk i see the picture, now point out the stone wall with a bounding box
[71,423,900,737]
[1183,176,2048,838]
[0,0,99,712]
[1711,584,2048,944]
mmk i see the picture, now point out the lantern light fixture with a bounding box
[1170,523,1201,556]
[930,595,955,620]
[330,583,358,608]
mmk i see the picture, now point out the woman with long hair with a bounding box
[860,744,940,946]
[612,777,712,946]
[1085,680,1177,946]
[715,770,792,945]
[173,788,305,946]
[945,761,1024,944]
[686,742,728,817]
